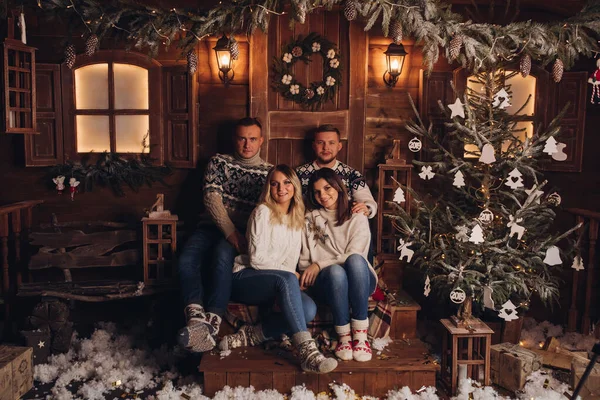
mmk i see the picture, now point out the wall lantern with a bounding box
[383,42,408,88]
[213,35,234,84]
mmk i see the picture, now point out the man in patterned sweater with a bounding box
[296,124,377,219]
[178,117,272,353]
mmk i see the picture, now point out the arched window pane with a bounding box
[505,74,536,116]
[76,115,110,152]
[115,115,150,153]
[114,64,149,110]
[75,64,108,109]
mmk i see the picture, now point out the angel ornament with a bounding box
[53,176,65,194]
[69,177,80,201]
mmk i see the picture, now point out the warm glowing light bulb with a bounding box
[220,54,230,66]
[391,59,399,73]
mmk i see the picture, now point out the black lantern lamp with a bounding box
[383,42,408,87]
[213,34,234,84]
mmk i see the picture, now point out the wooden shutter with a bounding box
[24,63,63,166]
[163,66,198,168]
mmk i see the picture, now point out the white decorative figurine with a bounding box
[483,286,495,309]
[397,239,414,263]
[507,215,526,240]
[69,177,80,201]
[453,170,465,188]
[498,300,519,321]
[418,165,435,180]
[448,98,465,118]
[53,175,65,194]
[469,224,485,244]
[571,255,584,271]
[552,143,568,161]
[543,136,558,155]
[505,168,524,190]
[393,187,405,204]
[543,245,562,266]
[479,143,496,164]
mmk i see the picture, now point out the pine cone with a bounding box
[292,46,303,57]
[228,37,239,61]
[390,20,402,44]
[65,44,76,69]
[520,54,531,78]
[304,88,315,100]
[552,59,564,83]
[187,50,198,74]
[449,35,463,61]
[85,34,99,57]
[344,0,357,21]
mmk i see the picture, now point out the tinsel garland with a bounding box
[47,152,172,197]
[36,0,600,73]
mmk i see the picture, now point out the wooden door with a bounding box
[250,10,368,171]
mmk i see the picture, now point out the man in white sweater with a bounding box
[295,125,377,219]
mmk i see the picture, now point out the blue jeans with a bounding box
[178,225,237,316]
[308,254,376,326]
[231,268,317,339]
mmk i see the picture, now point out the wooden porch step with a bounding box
[200,339,439,397]
[387,290,420,339]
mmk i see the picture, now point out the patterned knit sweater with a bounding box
[295,160,377,219]
[202,152,271,238]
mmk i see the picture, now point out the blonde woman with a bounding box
[219,165,337,374]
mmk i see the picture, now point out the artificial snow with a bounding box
[520,317,597,352]
[372,335,393,353]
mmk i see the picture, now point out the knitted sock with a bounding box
[351,318,372,362]
[334,324,353,361]
[177,304,215,353]
[205,312,222,337]
[219,324,266,351]
[292,331,338,374]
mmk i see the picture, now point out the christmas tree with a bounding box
[387,69,580,319]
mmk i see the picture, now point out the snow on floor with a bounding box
[28,318,597,399]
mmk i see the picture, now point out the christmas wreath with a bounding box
[272,32,342,110]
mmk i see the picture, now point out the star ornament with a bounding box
[525,187,544,204]
[37,340,45,348]
[448,98,465,118]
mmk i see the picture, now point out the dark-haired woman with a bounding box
[299,168,377,362]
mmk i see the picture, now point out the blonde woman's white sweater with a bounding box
[233,204,302,274]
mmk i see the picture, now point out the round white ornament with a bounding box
[450,288,466,304]
[547,192,562,206]
[478,209,494,225]
[408,137,422,152]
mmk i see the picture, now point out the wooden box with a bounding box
[0,346,33,400]
[490,343,542,392]
[571,356,600,399]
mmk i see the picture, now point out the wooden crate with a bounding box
[200,340,438,397]
[0,346,33,400]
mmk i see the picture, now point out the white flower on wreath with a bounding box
[290,84,300,95]
[281,74,292,85]
[282,53,293,63]
[329,58,340,68]
[316,86,325,95]
[312,42,321,52]
[327,49,336,59]
[326,76,336,86]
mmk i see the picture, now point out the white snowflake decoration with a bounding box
[418,165,435,180]
[393,187,405,203]
[498,300,519,321]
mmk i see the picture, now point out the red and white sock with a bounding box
[334,324,353,361]
[351,318,372,362]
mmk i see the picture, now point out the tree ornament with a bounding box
[344,0,357,21]
[505,168,524,190]
[571,255,584,271]
[397,239,414,262]
[296,2,307,24]
[447,98,465,118]
[69,177,80,201]
[551,143,567,161]
[418,165,435,180]
[449,35,463,61]
[390,20,403,44]
[478,209,494,225]
[552,59,564,83]
[492,88,511,109]
[424,276,431,297]
[469,224,485,244]
[543,246,562,265]
[453,170,465,188]
[507,215,526,240]
[53,176,65,194]
[525,186,544,204]
[543,136,558,155]
[450,288,466,304]
[408,137,422,152]
[65,44,76,69]
[588,58,600,104]
[187,50,198,74]
[520,54,532,78]
[393,187,405,203]
[228,37,239,61]
[479,143,496,164]
[483,286,495,309]
[498,300,519,321]
[455,225,469,242]
[85,34,99,56]
[547,192,562,206]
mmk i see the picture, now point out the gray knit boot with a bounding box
[219,324,267,351]
[205,312,222,338]
[292,331,338,374]
[177,304,215,353]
